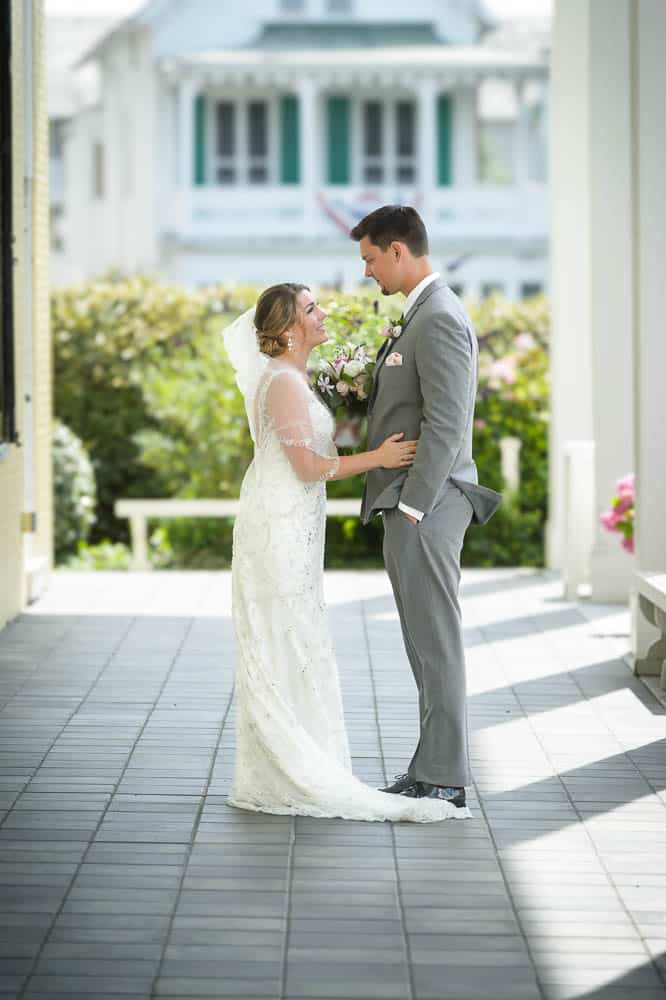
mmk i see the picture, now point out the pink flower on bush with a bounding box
[600,510,619,530]
[514,332,536,352]
[488,358,517,386]
[616,473,635,499]
[600,472,635,555]
[474,418,487,431]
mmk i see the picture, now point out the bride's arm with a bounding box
[265,372,417,483]
[324,436,416,481]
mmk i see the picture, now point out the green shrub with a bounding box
[52,278,549,569]
[52,419,97,562]
[52,276,256,543]
[62,539,132,571]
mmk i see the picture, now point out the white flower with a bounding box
[391,324,402,338]
[336,381,350,396]
[317,374,334,396]
[344,360,364,378]
[356,387,367,401]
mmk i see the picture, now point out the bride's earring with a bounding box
[287,333,294,352]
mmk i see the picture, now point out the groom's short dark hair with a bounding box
[350,205,429,257]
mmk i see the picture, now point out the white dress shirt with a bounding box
[396,272,441,523]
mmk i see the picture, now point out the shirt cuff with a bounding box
[398,501,424,522]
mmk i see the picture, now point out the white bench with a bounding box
[633,571,666,691]
[114,498,362,571]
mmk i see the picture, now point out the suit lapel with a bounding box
[369,279,447,409]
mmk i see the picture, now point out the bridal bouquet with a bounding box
[312,342,375,416]
[600,473,635,554]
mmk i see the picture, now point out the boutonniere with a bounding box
[380,320,403,340]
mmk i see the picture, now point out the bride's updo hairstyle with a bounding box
[254,282,309,357]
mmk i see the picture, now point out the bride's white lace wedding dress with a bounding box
[223,309,471,822]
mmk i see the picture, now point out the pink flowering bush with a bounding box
[600,474,635,554]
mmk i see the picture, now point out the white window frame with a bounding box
[353,94,417,187]
[208,93,278,186]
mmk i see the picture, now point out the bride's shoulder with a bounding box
[264,361,310,389]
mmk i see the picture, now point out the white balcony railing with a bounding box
[166,182,548,244]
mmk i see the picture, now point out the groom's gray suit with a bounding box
[362,278,501,787]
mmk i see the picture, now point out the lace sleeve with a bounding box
[264,369,340,482]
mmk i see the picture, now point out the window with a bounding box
[50,204,64,253]
[362,102,383,184]
[359,99,416,186]
[328,0,352,11]
[521,282,542,299]
[49,118,65,160]
[481,282,504,299]
[215,102,236,183]
[92,141,105,198]
[396,101,415,183]
[280,0,305,11]
[213,99,271,185]
[248,101,268,184]
[0,1,16,445]
[477,123,514,184]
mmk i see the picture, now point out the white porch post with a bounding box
[549,0,635,603]
[586,0,635,601]
[632,0,666,660]
[452,84,477,186]
[299,78,318,236]
[178,76,195,232]
[513,77,530,187]
[548,0,593,571]
[417,77,437,219]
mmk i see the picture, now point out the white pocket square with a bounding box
[385,352,403,367]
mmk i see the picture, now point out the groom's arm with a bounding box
[398,312,473,517]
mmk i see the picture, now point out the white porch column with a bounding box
[513,76,530,187]
[634,0,666,573]
[586,0,635,601]
[177,76,195,233]
[548,0,593,571]
[452,84,477,186]
[299,77,318,236]
[417,77,437,221]
[549,0,635,603]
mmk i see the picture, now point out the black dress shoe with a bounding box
[399,782,466,808]
[379,772,414,794]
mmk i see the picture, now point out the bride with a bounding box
[223,282,471,822]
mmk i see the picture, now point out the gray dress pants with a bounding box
[382,479,474,788]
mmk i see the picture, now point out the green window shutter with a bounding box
[280,96,300,185]
[194,94,206,186]
[437,94,452,186]
[327,96,350,185]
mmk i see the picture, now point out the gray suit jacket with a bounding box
[361,279,502,526]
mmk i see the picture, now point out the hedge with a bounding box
[52,278,548,569]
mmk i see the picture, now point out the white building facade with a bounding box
[55,0,549,296]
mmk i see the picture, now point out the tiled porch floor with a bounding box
[0,568,665,1000]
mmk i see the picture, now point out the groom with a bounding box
[350,205,501,807]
